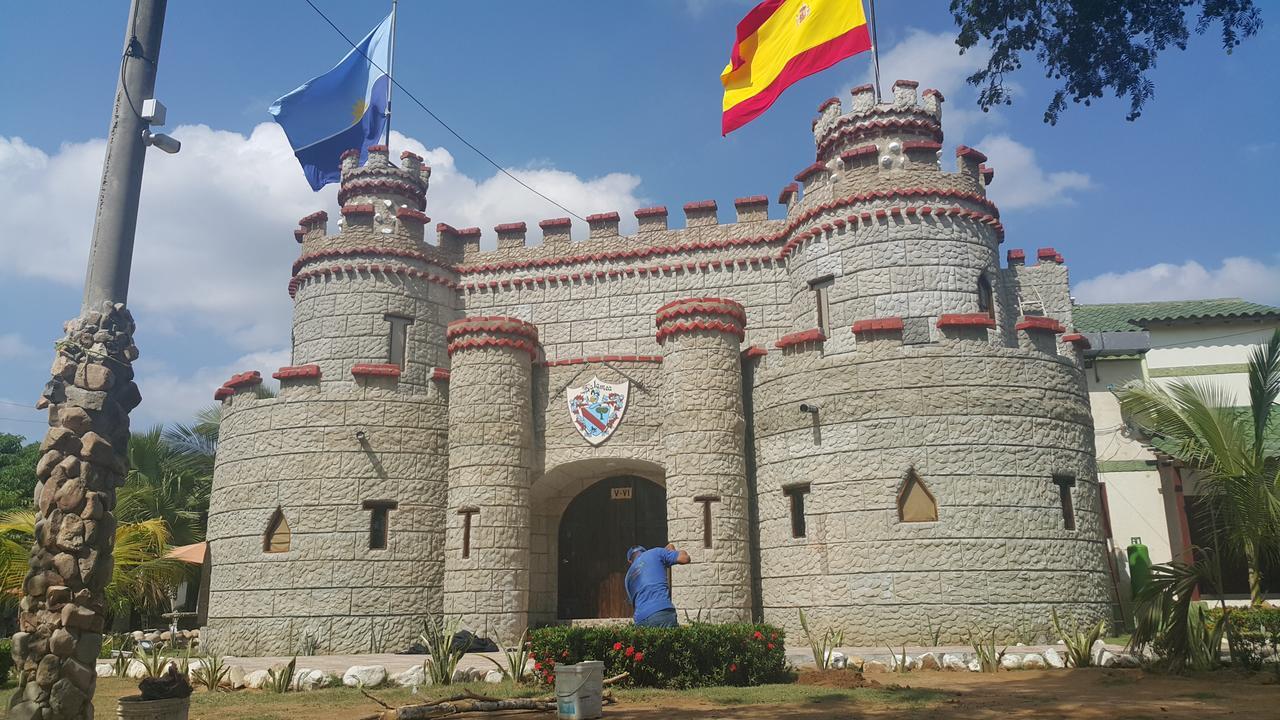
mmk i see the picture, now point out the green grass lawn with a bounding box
[89,676,947,720]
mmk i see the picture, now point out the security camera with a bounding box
[799,402,819,414]
[355,430,367,442]
[142,129,181,154]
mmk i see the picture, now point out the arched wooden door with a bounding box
[558,476,666,619]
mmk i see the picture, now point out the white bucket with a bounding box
[554,660,604,720]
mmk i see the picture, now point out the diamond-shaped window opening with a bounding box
[897,468,938,523]
[263,507,291,553]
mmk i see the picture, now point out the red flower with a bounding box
[634,652,644,662]
[625,646,635,657]
[729,663,737,672]
[562,650,570,658]
[534,662,542,670]
[613,642,623,651]
[528,651,537,659]
[767,643,775,650]
[770,633,777,641]
[753,631,764,640]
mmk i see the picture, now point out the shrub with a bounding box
[0,639,12,684]
[528,623,788,689]
[1207,606,1280,669]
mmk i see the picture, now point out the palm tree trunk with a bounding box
[1246,540,1265,607]
[9,304,139,720]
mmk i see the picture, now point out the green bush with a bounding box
[528,623,788,689]
[0,638,13,685]
[1207,606,1280,669]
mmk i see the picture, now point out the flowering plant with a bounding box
[529,622,788,689]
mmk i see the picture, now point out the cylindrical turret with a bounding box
[787,81,1005,347]
[288,145,455,389]
[203,147,452,655]
[443,316,538,641]
[656,298,752,623]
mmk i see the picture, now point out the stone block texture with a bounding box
[204,87,1110,652]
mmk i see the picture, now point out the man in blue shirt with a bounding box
[624,543,691,627]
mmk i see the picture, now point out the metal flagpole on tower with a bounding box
[866,0,883,103]
[385,0,397,146]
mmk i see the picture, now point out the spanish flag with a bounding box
[721,0,872,135]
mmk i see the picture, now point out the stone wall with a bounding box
[204,78,1112,651]
[203,379,448,655]
[751,331,1107,643]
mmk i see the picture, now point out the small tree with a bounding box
[1118,329,1280,606]
[950,0,1263,123]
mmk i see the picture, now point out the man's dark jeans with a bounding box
[635,608,679,628]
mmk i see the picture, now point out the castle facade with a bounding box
[204,80,1111,655]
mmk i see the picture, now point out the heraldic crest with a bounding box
[566,377,629,445]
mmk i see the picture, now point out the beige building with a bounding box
[1074,299,1280,605]
[203,80,1111,655]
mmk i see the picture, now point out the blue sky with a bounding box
[1,0,1277,440]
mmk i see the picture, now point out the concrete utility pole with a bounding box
[83,0,170,309]
[9,2,170,719]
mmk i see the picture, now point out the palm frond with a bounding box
[1247,329,1280,464]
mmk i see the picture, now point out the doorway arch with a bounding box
[557,476,667,619]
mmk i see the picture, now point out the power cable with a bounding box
[300,0,586,221]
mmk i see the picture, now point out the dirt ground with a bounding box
[90,668,1280,719]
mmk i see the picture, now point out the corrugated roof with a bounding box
[1072,299,1280,332]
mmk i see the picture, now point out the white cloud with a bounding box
[130,348,291,430]
[840,30,1092,210]
[849,28,996,142]
[976,134,1092,209]
[0,333,36,359]
[1074,257,1280,306]
[0,125,647,427]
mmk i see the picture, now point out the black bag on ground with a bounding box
[450,630,498,653]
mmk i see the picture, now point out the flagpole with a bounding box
[385,0,397,147]
[867,0,883,103]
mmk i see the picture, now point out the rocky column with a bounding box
[442,316,538,643]
[10,301,140,720]
[655,298,752,623]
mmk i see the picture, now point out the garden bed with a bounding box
[86,667,1280,719]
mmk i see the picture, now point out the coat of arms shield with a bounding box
[566,377,629,446]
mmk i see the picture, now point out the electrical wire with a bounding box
[300,0,586,221]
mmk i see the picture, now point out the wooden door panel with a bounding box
[558,476,667,619]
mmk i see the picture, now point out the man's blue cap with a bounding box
[627,546,645,562]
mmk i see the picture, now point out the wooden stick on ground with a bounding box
[603,672,630,686]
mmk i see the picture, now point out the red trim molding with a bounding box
[351,363,401,378]
[655,297,747,327]
[1016,316,1065,333]
[341,204,375,217]
[775,328,825,349]
[446,336,539,358]
[956,145,988,163]
[395,207,429,224]
[541,355,663,367]
[655,319,745,345]
[539,217,572,229]
[1061,333,1091,348]
[851,317,904,333]
[224,371,262,389]
[937,314,995,329]
[634,206,668,218]
[430,367,451,381]
[273,364,321,380]
[446,316,539,342]
[742,345,768,359]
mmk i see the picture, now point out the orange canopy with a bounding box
[166,542,207,565]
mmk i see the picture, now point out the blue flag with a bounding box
[270,14,393,191]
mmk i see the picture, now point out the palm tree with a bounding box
[1118,329,1280,606]
[119,427,210,546]
[0,509,186,616]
